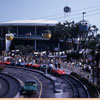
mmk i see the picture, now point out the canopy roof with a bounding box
[0,19,58,26]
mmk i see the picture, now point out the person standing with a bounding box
[58,58,62,69]
[54,58,58,69]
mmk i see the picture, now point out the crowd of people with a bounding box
[0,51,64,69]
[0,50,98,76]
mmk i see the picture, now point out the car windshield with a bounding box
[25,82,34,86]
[25,83,34,86]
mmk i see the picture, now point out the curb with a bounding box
[53,80,62,93]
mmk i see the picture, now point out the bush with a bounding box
[0,65,5,72]
[67,52,83,59]
[71,72,99,98]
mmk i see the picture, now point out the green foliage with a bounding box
[52,20,99,52]
[88,34,100,51]
[15,45,33,54]
[67,52,83,59]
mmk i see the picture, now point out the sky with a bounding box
[0,0,100,31]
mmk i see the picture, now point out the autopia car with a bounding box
[20,80,37,94]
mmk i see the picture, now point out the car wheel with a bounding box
[20,87,24,94]
[34,90,36,94]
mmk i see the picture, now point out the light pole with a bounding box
[82,12,86,21]
[63,6,71,21]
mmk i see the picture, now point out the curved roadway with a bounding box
[0,73,20,98]
[3,67,55,98]
[1,66,89,98]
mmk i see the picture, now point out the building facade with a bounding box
[0,19,58,52]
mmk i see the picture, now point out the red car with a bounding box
[0,62,3,64]
[32,64,41,69]
[4,61,11,65]
[26,64,32,67]
[0,62,6,66]
[57,69,66,75]
[52,68,66,76]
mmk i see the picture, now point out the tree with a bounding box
[88,34,100,84]
[15,45,33,54]
[51,21,79,51]
[52,21,99,55]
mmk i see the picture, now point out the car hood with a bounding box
[24,86,35,91]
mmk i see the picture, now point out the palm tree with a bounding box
[75,21,91,52]
[50,22,62,50]
[88,38,97,83]
[91,25,99,36]
[88,34,100,84]
[95,34,100,85]
[51,21,71,51]
[69,21,79,51]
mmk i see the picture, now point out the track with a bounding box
[0,73,20,98]
[60,75,89,98]
[3,67,55,98]
[1,66,90,98]
[0,77,9,97]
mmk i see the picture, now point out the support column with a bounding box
[35,26,37,36]
[1,27,3,36]
[5,34,14,52]
[58,42,60,51]
[1,27,3,50]
[1,40,3,49]
[35,40,37,51]
[16,27,18,36]
[77,43,79,51]
[34,26,37,51]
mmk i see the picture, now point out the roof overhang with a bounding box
[0,19,59,26]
